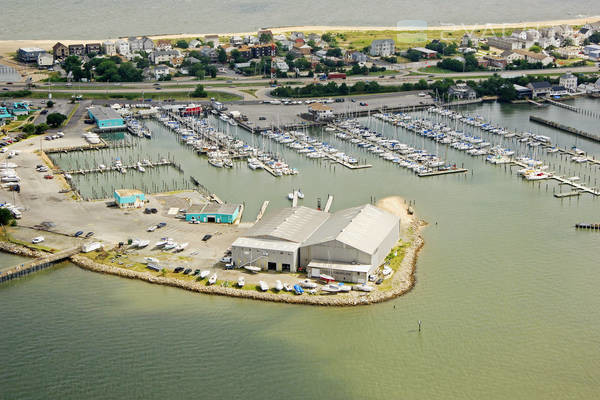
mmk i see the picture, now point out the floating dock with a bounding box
[61,159,172,175]
[324,195,334,212]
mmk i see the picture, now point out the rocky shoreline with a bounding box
[1,219,425,306]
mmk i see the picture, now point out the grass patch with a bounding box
[0,228,57,253]
[62,103,80,127]
[240,88,258,98]
[418,66,456,74]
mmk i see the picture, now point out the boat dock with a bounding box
[418,168,468,177]
[0,247,81,284]
[210,193,224,204]
[61,158,173,175]
[547,99,600,119]
[43,141,134,154]
[255,201,269,222]
[292,191,299,208]
[529,116,600,143]
[554,190,582,198]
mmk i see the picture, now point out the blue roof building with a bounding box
[88,107,125,130]
[186,203,241,224]
[10,102,30,116]
[114,189,146,208]
[0,107,14,125]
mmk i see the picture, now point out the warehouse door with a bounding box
[268,262,277,271]
[282,263,290,272]
[207,216,216,223]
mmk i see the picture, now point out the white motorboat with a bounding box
[31,236,45,244]
[321,284,341,293]
[208,273,217,285]
[283,283,292,291]
[147,225,157,232]
[144,257,159,264]
[299,279,317,289]
[200,270,210,279]
[174,242,188,252]
[163,242,177,250]
[130,239,140,247]
[259,281,269,291]
[138,240,150,248]
[297,190,304,199]
[137,165,146,172]
[154,238,169,247]
[382,266,393,276]
[237,276,245,287]
[353,283,373,292]
[287,191,294,200]
[244,265,261,273]
[275,280,283,291]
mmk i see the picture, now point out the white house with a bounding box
[103,41,116,56]
[308,103,334,120]
[116,40,130,55]
[153,65,171,80]
[189,39,201,48]
[370,39,395,56]
[559,73,578,92]
[37,53,53,68]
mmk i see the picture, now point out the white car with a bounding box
[31,236,45,244]
[220,256,232,264]
[147,225,157,232]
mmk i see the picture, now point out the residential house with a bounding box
[291,43,312,57]
[251,43,276,58]
[85,43,101,54]
[153,65,171,80]
[500,50,525,63]
[68,44,85,56]
[512,49,554,66]
[461,33,479,47]
[559,72,578,92]
[308,103,333,120]
[555,46,582,59]
[583,44,600,60]
[116,40,130,55]
[411,47,437,59]
[156,40,172,50]
[234,62,251,72]
[17,48,46,63]
[103,41,116,56]
[151,49,181,65]
[370,39,395,56]
[345,50,368,64]
[189,39,201,48]
[315,49,327,59]
[550,85,568,96]
[230,36,244,46]
[128,37,143,52]
[244,36,259,45]
[0,107,14,126]
[513,84,533,99]
[52,42,69,59]
[274,59,289,73]
[199,47,218,62]
[527,81,552,97]
[487,36,523,50]
[258,29,273,38]
[278,40,294,50]
[140,37,155,51]
[290,32,305,41]
[448,83,477,100]
[483,55,508,69]
[204,34,219,45]
[37,53,54,68]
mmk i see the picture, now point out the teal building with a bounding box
[185,203,241,224]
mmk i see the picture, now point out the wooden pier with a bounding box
[554,190,582,198]
[529,115,600,143]
[255,201,269,223]
[0,247,81,284]
[547,99,600,119]
[418,168,469,177]
[324,195,334,212]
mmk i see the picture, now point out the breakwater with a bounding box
[530,115,600,143]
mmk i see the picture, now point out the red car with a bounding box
[44,174,54,179]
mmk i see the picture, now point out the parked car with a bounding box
[220,256,232,264]
[74,231,84,237]
[147,225,157,232]
[43,174,54,179]
[376,278,384,285]
[151,208,158,214]
[202,234,212,241]
[157,222,166,228]
[31,236,45,244]
[85,232,94,238]
[359,102,368,106]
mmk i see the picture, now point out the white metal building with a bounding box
[232,204,400,282]
[300,204,400,283]
[231,207,329,272]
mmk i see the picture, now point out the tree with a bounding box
[46,100,54,108]
[217,47,227,63]
[529,45,542,53]
[22,124,35,135]
[46,112,67,128]
[34,123,49,135]
[175,39,188,49]
[406,49,422,62]
[498,83,517,102]
[326,48,342,57]
[191,84,207,98]
[0,208,14,226]
[588,32,600,44]
[259,33,273,44]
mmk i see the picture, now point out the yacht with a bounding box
[208,159,224,168]
[200,270,210,279]
[299,279,317,289]
[321,284,341,294]
[244,265,261,273]
[275,280,283,291]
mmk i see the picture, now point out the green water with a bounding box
[2,100,600,399]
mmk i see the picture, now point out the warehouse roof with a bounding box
[231,237,300,253]
[302,204,399,255]
[188,203,240,215]
[114,189,143,197]
[244,206,329,243]
[88,107,123,121]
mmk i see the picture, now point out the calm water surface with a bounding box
[0,0,598,40]
[2,100,600,399]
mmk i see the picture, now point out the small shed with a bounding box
[185,203,241,224]
[114,189,146,208]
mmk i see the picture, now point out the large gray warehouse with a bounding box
[231,204,400,283]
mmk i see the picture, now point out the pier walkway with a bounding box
[0,247,81,284]
[530,115,600,143]
[547,99,600,119]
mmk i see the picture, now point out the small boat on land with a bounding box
[144,257,159,264]
[154,239,169,247]
[138,240,150,248]
[382,266,393,276]
[293,284,304,295]
[321,284,341,294]
[237,277,245,287]
[174,242,188,252]
[275,280,283,291]
[130,239,140,247]
[200,270,210,279]
[163,241,177,250]
[244,265,261,273]
[353,283,373,292]
[299,279,317,289]
[283,283,292,291]
[208,273,217,285]
[259,281,269,291]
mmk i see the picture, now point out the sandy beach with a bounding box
[0,16,598,58]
